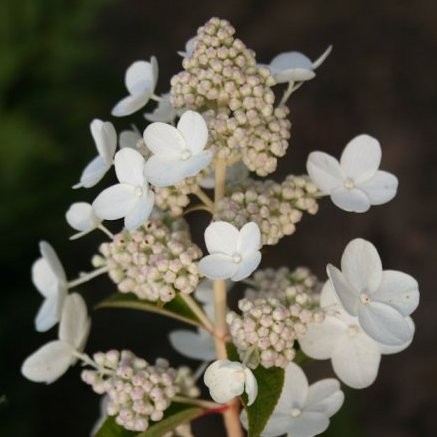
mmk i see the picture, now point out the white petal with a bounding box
[90,119,117,164]
[358,302,414,346]
[114,148,145,186]
[150,56,159,88]
[111,93,151,117]
[198,254,239,280]
[204,221,239,255]
[39,241,66,283]
[260,412,293,437]
[326,265,359,316]
[59,293,90,350]
[305,379,344,417]
[331,187,371,213]
[312,45,333,69]
[144,94,176,123]
[169,330,215,361]
[286,412,330,437]
[35,294,64,332]
[298,317,346,360]
[194,280,214,304]
[21,340,74,384]
[340,238,383,295]
[319,281,341,308]
[358,170,398,205]
[340,134,381,182]
[306,152,343,194]
[177,110,208,154]
[274,363,308,414]
[373,270,419,316]
[243,367,258,406]
[232,251,261,282]
[66,202,100,233]
[119,129,142,149]
[125,60,155,95]
[331,332,381,389]
[74,156,110,189]
[92,184,138,220]
[32,258,59,298]
[378,317,415,355]
[143,122,185,157]
[124,191,154,231]
[237,222,261,255]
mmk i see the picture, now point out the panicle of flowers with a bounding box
[170,17,290,176]
[227,294,323,369]
[81,350,187,432]
[214,176,319,245]
[96,218,202,302]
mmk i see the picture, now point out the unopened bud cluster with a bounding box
[215,176,319,245]
[81,351,180,432]
[245,267,321,307]
[97,219,202,302]
[170,17,289,175]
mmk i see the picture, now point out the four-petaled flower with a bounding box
[73,119,117,189]
[21,293,91,384]
[66,202,102,240]
[32,241,68,332]
[198,221,262,282]
[92,148,154,231]
[204,360,258,405]
[241,362,344,437]
[267,46,332,84]
[299,281,414,389]
[327,238,419,346]
[306,134,398,212]
[111,57,158,117]
[143,110,212,187]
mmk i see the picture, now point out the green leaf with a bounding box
[227,344,285,437]
[95,403,203,437]
[96,293,203,328]
[139,402,203,436]
[95,417,136,437]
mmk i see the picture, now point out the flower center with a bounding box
[347,324,360,337]
[360,292,371,305]
[291,408,301,417]
[344,178,355,190]
[180,149,192,160]
[232,253,242,263]
[135,186,144,197]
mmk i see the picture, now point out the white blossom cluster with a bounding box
[82,351,183,432]
[215,176,319,245]
[97,219,202,302]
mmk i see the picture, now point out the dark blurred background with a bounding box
[1,0,436,435]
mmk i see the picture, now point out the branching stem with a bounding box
[68,266,109,289]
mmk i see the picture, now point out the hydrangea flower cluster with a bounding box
[21,15,420,437]
[97,218,202,302]
[82,351,182,432]
[227,296,323,369]
[215,176,319,245]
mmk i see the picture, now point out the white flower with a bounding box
[111,57,159,117]
[144,93,177,123]
[92,148,154,231]
[21,293,91,384]
[143,110,212,187]
[169,281,216,361]
[267,46,332,84]
[119,125,142,149]
[177,36,197,58]
[241,362,343,437]
[327,238,419,346]
[73,119,117,189]
[199,161,249,189]
[299,281,414,389]
[31,241,68,332]
[198,221,262,282]
[306,134,398,213]
[66,202,102,240]
[204,360,258,405]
